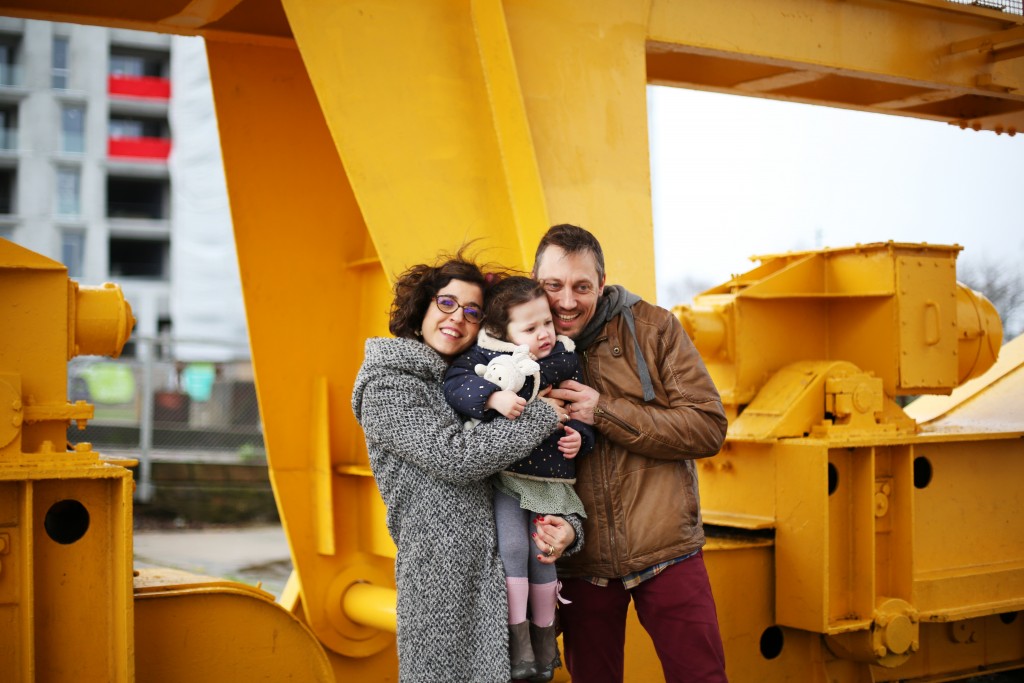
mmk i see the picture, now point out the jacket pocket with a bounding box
[619,457,696,559]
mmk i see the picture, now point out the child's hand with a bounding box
[558,425,581,458]
[486,390,528,419]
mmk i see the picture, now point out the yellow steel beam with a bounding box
[3,0,1023,131]
[470,0,549,249]
[647,0,1024,133]
[276,0,653,287]
[201,0,655,661]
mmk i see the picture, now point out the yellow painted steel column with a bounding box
[281,0,655,296]
[208,0,658,668]
[504,0,655,290]
[204,36,398,677]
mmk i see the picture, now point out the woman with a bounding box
[351,251,581,682]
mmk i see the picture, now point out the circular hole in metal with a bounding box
[913,457,932,489]
[759,625,784,660]
[828,463,839,496]
[999,611,1018,625]
[44,499,90,545]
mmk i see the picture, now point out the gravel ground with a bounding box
[133,522,292,598]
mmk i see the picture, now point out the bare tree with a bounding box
[958,256,1024,342]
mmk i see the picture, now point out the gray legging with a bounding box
[494,488,558,583]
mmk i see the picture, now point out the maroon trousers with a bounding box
[559,552,727,682]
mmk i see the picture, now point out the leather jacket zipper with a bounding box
[595,406,640,436]
[581,343,620,572]
[582,337,632,574]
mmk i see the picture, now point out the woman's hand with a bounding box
[532,514,577,564]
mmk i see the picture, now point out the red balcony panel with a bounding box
[108,74,171,100]
[108,136,172,160]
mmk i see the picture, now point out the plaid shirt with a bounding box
[583,549,700,590]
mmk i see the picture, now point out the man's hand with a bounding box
[558,425,581,458]
[485,390,527,419]
[537,386,570,423]
[548,380,599,425]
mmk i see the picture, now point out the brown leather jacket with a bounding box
[558,299,728,578]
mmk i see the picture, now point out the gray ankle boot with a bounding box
[528,623,560,683]
[509,621,538,680]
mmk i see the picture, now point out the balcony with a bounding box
[108,136,171,161]
[108,74,170,100]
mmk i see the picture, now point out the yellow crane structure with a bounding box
[1,1,1022,681]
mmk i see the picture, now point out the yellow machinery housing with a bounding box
[1,1,1023,681]
[675,242,1023,681]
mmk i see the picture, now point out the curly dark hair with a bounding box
[483,276,546,340]
[389,246,505,339]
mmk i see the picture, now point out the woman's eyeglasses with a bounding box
[435,295,483,324]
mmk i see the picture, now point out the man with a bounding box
[534,224,729,682]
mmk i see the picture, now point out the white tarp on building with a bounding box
[168,36,248,361]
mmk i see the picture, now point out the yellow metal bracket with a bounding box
[312,376,336,557]
[729,361,914,442]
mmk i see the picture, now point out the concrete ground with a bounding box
[133,524,292,598]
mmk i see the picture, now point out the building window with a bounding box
[61,230,85,277]
[109,236,169,278]
[52,36,69,89]
[0,34,20,88]
[109,115,167,139]
[56,167,80,216]
[109,54,143,77]
[107,176,168,219]
[62,105,85,153]
[0,105,17,150]
[0,167,15,214]
[110,50,168,78]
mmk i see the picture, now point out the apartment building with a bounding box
[0,17,246,358]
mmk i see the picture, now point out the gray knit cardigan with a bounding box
[352,337,580,682]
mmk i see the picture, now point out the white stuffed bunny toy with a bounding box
[464,345,541,430]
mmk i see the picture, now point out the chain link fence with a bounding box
[67,337,268,516]
[946,0,1023,14]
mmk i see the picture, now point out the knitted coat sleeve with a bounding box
[357,368,559,485]
[562,513,585,558]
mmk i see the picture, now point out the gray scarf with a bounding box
[575,285,656,402]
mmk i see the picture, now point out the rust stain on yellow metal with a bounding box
[0,1,1022,682]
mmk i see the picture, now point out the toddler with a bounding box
[444,276,594,682]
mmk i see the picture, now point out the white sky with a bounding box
[648,85,1024,305]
